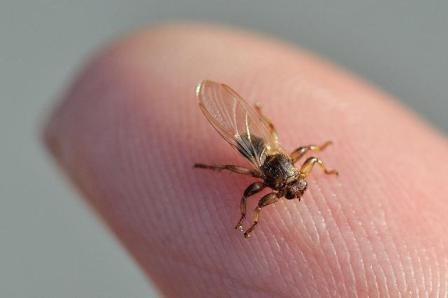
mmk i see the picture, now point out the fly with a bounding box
[194,80,338,238]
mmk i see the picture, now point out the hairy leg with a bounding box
[291,141,333,163]
[235,181,266,231]
[194,163,260,177]
[299,156,339,177]
[244,192,281,238]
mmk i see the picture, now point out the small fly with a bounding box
[194,80,338,238]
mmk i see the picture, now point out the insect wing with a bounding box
[196,80,276,168]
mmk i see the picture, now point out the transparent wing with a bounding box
[196,80,278,168]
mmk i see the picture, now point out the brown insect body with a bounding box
[260,153,299,192]
[194,80,338,238]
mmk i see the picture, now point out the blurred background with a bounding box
[1,1,446,297]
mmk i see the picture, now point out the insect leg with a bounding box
[254,104,279,144]
[193,163,261,177]
[244,192,280,238]
[299,156,339,177]
[235,182,266,231]
[291,141,333,163]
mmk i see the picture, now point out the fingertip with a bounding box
[44,23,448,297]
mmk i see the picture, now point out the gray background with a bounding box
[1,1,447,297]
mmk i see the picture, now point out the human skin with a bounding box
[44,24,448,297]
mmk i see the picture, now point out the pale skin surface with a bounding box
[44,24,448,297]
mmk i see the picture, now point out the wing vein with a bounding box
[197,81,278,169]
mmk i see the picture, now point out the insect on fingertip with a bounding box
[193,80,339,238]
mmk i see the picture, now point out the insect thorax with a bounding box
[261,153,298,189]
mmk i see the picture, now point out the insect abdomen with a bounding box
[235,133,266,162]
